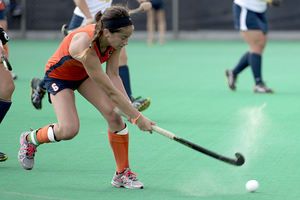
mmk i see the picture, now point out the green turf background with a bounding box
[1,40,300,200]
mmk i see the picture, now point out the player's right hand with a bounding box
[272,0,282,7]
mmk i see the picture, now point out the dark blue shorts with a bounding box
[150,0,164,10]
[233,3,268,34]
[0,9,6,20]
[44,76,88,103]
[68,14,84,30]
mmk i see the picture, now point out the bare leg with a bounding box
[146,9,156,45]
[78,78,130,174]
[240,30,267,55]
[50,89,80,140]
[240,30,269,87]
[0,65,14,101]
[77,78,124,132]
[156,9,166,45]
[0,64,14,123]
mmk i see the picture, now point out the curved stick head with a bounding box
[235,153,245,166]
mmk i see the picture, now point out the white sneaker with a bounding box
[18,131,38,170]
[253,82,274,93]
[225,69,237,91]
[111,168,144,189]
[131,97,151,112]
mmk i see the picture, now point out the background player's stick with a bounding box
[129,7,143,15]
[261,0,282,6]
[113,107,245,166]
[1,55,12,71]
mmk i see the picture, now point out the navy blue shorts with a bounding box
[150,0,164,10]
[233,3,268,34]
[44,76,89,103]
[0,9,6,20]
[68,14,84,30]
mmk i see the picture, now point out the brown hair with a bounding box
[74,5,131,61]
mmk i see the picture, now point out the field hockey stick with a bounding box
[261,0,282,6]
[113,107,245,166]
[1,55,12,71]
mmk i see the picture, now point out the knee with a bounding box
[256,42,265,52]
[6,81,15,96]
[106,111,124,128]
[252,40,266,54]
[0,80,15,100]
[7,80,15,95]
[58,124,80,140]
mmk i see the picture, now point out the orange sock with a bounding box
[36,125,52,143]
[108,130,129,174]
[27,124,57,146]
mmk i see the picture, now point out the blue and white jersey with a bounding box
[74,0,113,19]
[234,0,267,13]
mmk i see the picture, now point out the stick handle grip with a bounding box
[151,126,175,140]
[113,107,175,140]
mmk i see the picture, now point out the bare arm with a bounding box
[106,50,130,101]
[73,0,94,25]
[136,0,152,12]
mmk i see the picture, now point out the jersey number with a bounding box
[51,83,59,92]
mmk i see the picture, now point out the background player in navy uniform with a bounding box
[225,0,281,93]
[146,0,166,45]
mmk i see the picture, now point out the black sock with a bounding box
[233,52,250,76]
[249,53,262,85]
[119,65,132,99]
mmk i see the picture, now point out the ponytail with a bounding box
[74,5,131,61]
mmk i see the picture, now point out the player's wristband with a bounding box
[132,112,141,125]
[139,0,147,4]
[0,27,9,45]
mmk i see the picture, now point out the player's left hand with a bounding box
[271,0,282,7]
[139,2,152,12]
[86,17,95,25]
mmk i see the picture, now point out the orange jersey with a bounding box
[0,1,4,11]
[45,24,115,81]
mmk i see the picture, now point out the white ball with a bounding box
[246,180,259,192]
